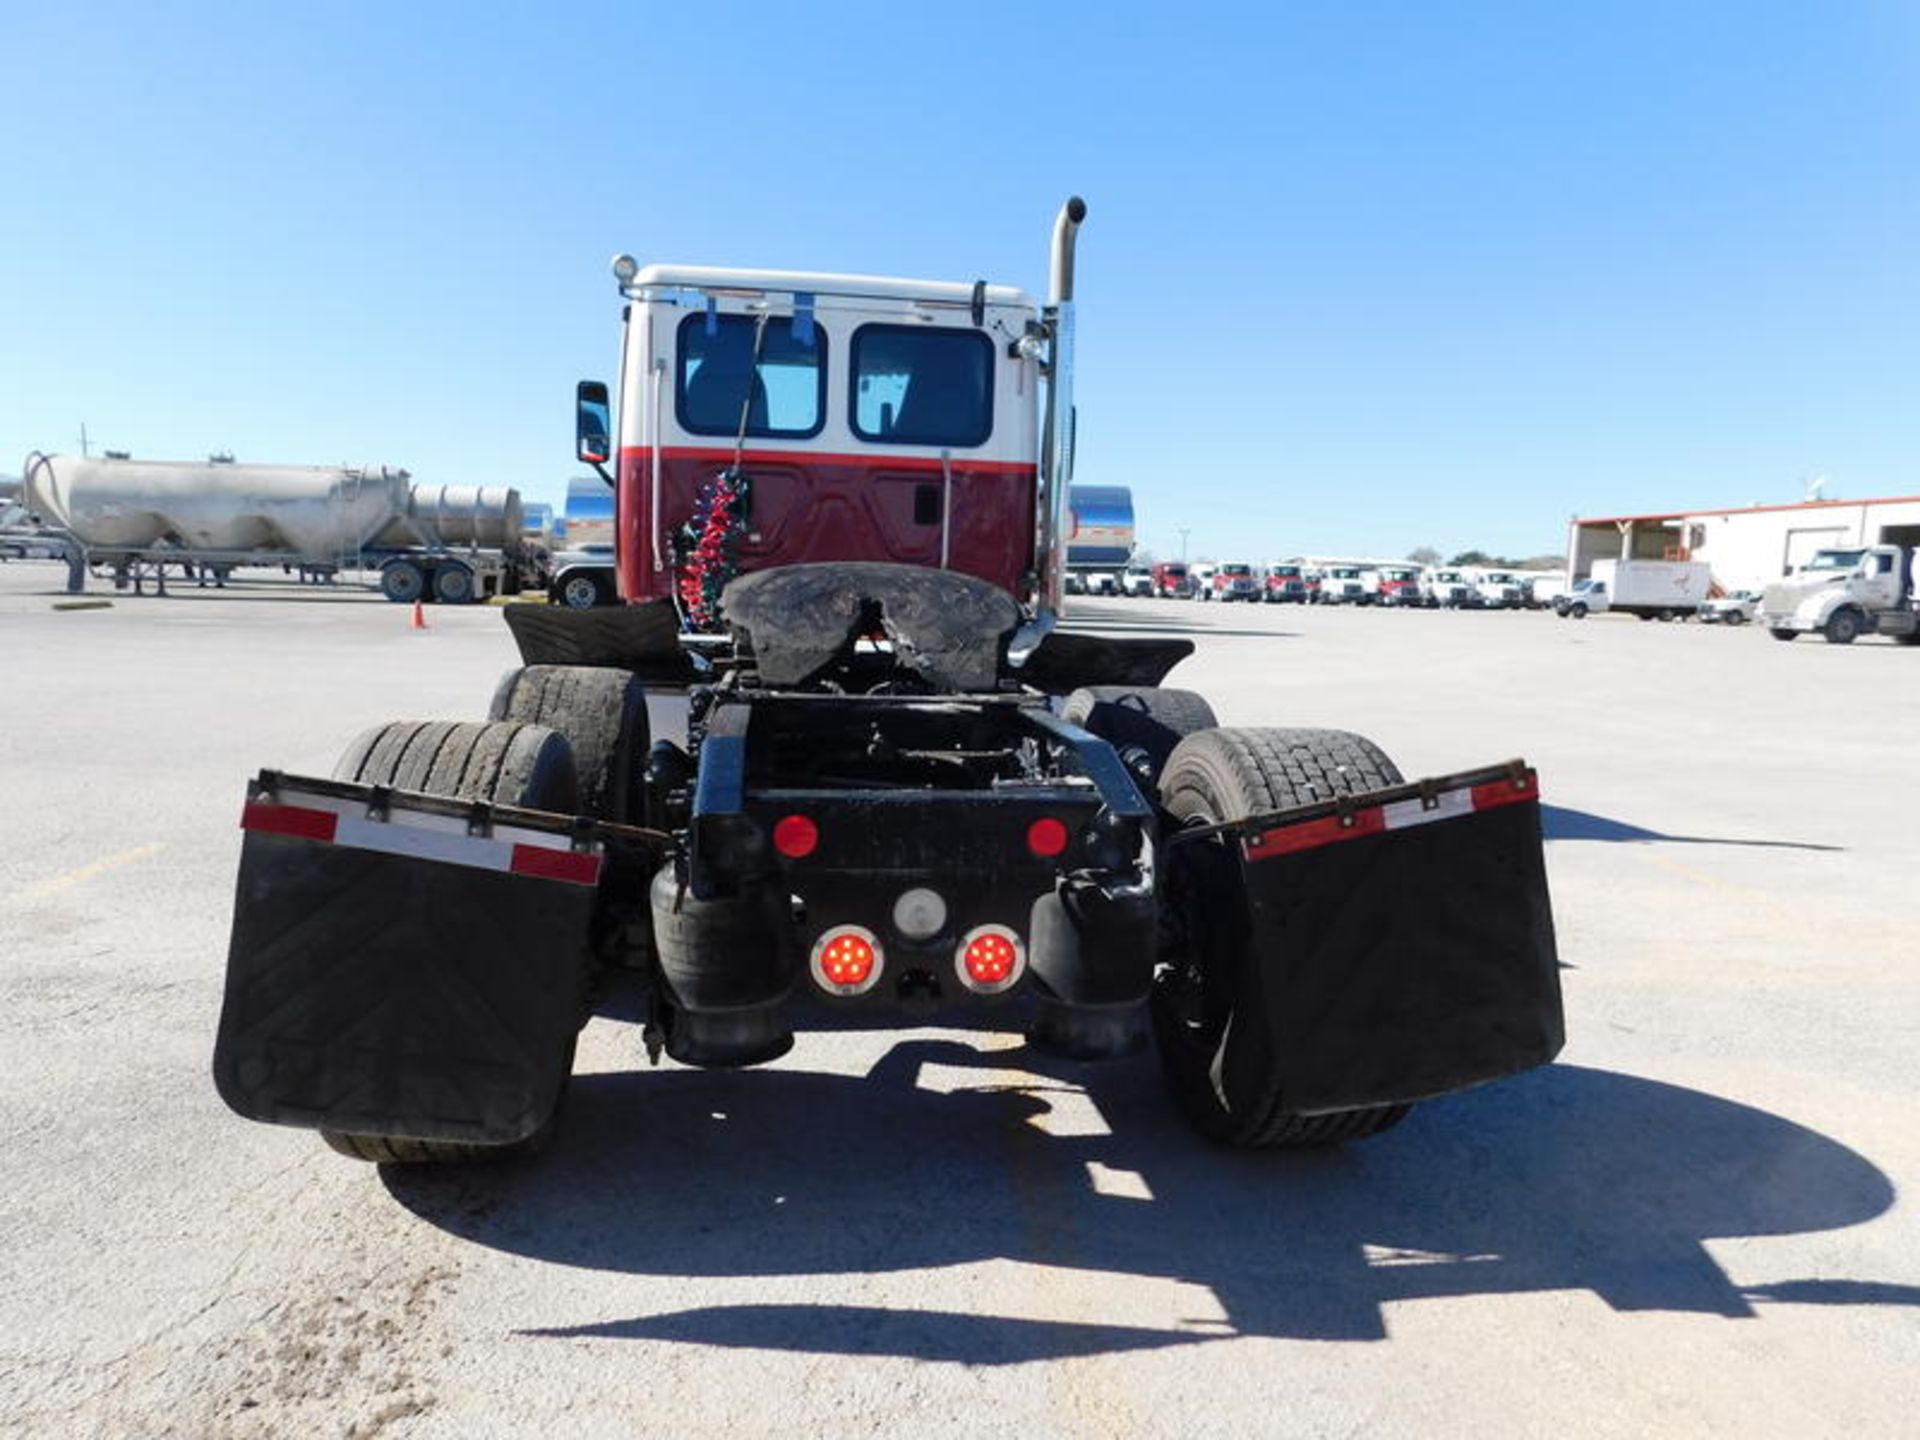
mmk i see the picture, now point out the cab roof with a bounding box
[631,264,1036,309]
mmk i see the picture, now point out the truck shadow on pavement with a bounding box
[385,1037,1911,1357]
[1541,805,1843,852]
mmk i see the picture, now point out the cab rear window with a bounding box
[677,313,826,439]
[851,325,993,447]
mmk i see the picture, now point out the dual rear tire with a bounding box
[320,719,585,1164]
[1150,727,1413,1149]
[1062,690,1413,1150]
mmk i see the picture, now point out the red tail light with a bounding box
[1026,817,1069,858]
[810,925,882,996]
[956,925,1026,994]
[773,813,819,859]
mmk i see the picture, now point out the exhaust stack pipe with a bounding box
[1050,194,1087,305]
[1021,195,1085,637]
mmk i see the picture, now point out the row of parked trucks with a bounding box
[1138,560,1563,609]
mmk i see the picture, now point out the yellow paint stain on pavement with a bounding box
[12,842,165,905]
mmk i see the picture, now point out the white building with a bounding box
[1567,494,1920,594]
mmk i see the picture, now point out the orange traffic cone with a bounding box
[411,599,427,630]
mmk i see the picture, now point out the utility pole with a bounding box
[79,422,90,458]
[1179,528,1190,562]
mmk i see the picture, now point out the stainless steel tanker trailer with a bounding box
[212,198,1564,1166]
[20,452,547,602]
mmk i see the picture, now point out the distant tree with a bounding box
[1523,554,1566,570]
[1406,546,1442,566]
[1450,549,1491,566]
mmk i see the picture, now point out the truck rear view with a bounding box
[212,199,1564,1167]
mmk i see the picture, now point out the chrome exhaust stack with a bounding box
[1015,195,1086,656]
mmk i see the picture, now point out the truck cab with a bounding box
[1320,565,1370,605]
[1210,561,1260,602]
[1263,562,1307,603]
[1371,565,1423,607]
[1424,568,1476,608]
[1473,569,1524,609]
[1150,560,1193,598]
[1761,545,1920,645]
[588,264,1044,622]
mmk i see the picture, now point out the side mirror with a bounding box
[576,380,612,466]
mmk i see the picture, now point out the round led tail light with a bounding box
[955,924,1026,994]
[810,925,883,996]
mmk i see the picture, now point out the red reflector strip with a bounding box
[240,802,339,843]
[1241,806,1384,860]
[1468,780,1539,814]
[508,843,602,887]
[1242,771,1538,863]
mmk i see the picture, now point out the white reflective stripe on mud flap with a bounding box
[1380,787,1474,831]
[240,791,601,886]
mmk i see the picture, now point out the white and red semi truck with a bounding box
[212,200,1562,1166]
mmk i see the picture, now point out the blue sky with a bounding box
[6,1,1918,561]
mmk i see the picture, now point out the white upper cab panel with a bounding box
[617,265,1042,462]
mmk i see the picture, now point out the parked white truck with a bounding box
[1422,567,1477,608]
[1555,559,1710,621]
[1471,568,1527,610]
[1760,545,1920,645]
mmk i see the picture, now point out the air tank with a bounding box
[22,453,412,559]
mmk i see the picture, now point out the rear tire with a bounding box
[1060,686,1218,783]
[320,719,584,1164]
[1151,727,1415,1149]
[433,563,476,605]
[489,665,648,823]
[380,559,426,603]
[555,571,608,609]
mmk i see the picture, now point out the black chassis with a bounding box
[663,684,1160,1041]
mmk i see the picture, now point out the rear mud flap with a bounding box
[1205,767,1563,1114]
[212,785,602,1145]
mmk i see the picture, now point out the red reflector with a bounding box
[814,928,879,992]
[1026,816,1069,858]
[508,844,603,887]
[773,813,819,859]
[240,802,338,843]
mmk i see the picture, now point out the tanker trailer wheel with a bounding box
[1061,686,1218,784]
[1150,727,1413,1149]
[433,562,476,605]
[380,559,426,603]
[318,719,586,1165]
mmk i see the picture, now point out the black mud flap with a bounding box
[1200,765,1563,1115]
[211,776,607,1145]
